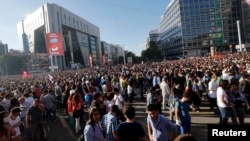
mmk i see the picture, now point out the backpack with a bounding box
[84,94,93,108]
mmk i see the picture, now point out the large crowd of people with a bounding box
[0,51,250,141]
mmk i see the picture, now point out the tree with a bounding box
[141,47,163,62]
[0,55,26,75]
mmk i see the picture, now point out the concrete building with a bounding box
[0,41,8,55]
[17,3,101,70]
[101,42,125,64]
[160,0,243,58]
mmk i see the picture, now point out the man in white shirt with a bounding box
[152,73,161,87]
[113,88,124,110]
[19,97,30,125]
[160,76,171,110]
[113,88,126,122]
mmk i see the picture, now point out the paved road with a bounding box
[43,95,250,141]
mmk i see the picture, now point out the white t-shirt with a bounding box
[25,96,34,109]
[113,94,123,110]
[217,87,228,107]
[208,80,218,98]
[105,100,114,113]
[127,85,133,95]
[9,116,21,138]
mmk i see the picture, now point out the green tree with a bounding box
[141,47,163,62]
[0,55,26,75]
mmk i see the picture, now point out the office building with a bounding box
[17,3,101,70]
[242,0,250,43]
[160,0,242,57]
[146,30,159,48]
[0,41,8,55]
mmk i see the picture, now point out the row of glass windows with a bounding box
[164,40,235,50]
[181,2,240,10]
[182,10,241,17]
[182,10,240,17]
[183,23,235,33]
[63,14,89,31]
[181,0,239,5]
[181,0,215,4]
[25,13,44,30]
[182,31,238,38]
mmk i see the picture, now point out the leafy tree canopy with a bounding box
[0,55,26,75]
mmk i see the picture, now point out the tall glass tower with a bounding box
[160,0,242,57]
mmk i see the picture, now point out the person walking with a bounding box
[72,90,83,134]
[101,105,119,141]
[217,79,231,124]
[175,93,191,135]
[54,82,62,109]
[229,80,249,124]
[208,74,219,113]
[26,99,46,141]
[169,88,181,122]
[84,106,105,141]
[8,107,22,141]
[160,76,171,110]
[44,89,57,122]
[117,105,148,141]
[147,104,179,141]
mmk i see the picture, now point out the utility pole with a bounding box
[5,63,8,77]
[123,45,126,65]
[236,20,242,52]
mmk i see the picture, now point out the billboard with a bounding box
[102,54,106,64]
[89,54,93,68]
[46,33,64,56]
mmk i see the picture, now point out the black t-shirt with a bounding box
[117,121,146,141]
[232,91,244,108]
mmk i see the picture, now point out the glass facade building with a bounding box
[160,0,242,57]
[242,0,250,43]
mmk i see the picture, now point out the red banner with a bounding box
[46,33,64,56]
[102,54,106,64]
[89,54,93,68]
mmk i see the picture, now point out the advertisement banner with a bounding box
[102,54,106,64]
[89,54,93,68]
[46,33,64,56]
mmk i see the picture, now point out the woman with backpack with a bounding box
[84,106,105,141]
[72,90,83,134]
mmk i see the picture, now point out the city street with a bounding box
[44,95,250,141]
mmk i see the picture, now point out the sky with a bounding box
[0,0,170,56]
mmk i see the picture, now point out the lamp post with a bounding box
[123,45,126,65]
[236,20,242,52]
[5,63,8,77]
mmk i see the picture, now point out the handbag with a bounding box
[69,115,75,128]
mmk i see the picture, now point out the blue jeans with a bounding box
[121,88,128,102]
[139,85,144,98]
[218,106,229,124]
[179,120,191,134]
